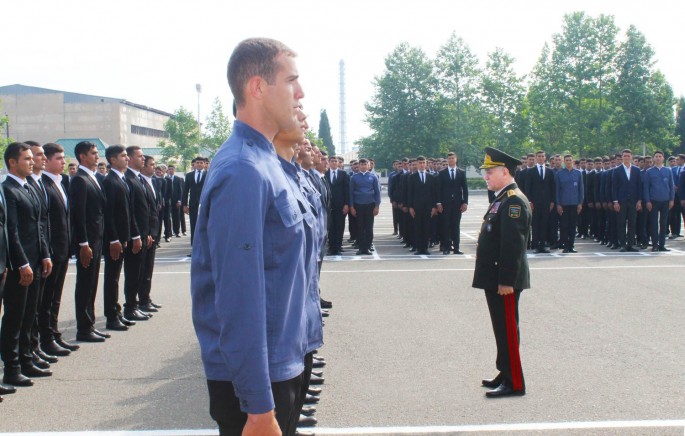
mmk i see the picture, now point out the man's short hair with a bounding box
[678,154,685,160]
[416,155,426,161]
[564,154,573,160]
[68,162,77,168]
[106,145,126,165]
[144,155,155,166]
[358,158,368,164]
[43,142,65,159]
[74,141,97,164]
[168,164,175,170]
[622,149,632,155]
[24,140,40,148]
[653,151,664,157]
[446,152,456,158]
[227,38,296,108]
[98,162,106,167]
[126,145,142,157]
[4,142,30,168]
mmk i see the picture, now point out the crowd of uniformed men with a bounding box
[0,140,210,402]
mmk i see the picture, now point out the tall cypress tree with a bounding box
[318,109,336,156]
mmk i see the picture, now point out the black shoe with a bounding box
[21,364,52,378]
[55,338,79,351]
[0,384,16,395]
[308,387,322,395]
[31,353,50,369]
[175,234,181,238]
[610,244,620,249]
[3,373,33,387]
[482,372,503,388]
[138,303,159,313]
[626,246,638,252]
[311,370,323,377]
[124,310,150,321]
[118,314,136,326]
[567,248,578,253]
[298,414,317,427]
[668,235,677,240]
[392,231,398,235]
[348,238,355,243]
[187,253,192,257]
[312,359,326,368]
[409,247,416,252]
[93,329,111,339]
[35,349,58,364]
[320,298,332,309]
[535,248,550,254]
[106,318,129,331]
[301,406,316,416]
[321,310,329,318]
[640,243,648,249]
[442,250,450,255]
[149,301,162,309]
[304,393,320,403]
[309,374,324,385]
[413,251,425,255]
[76,331,105,342]
[651,247,659,252]
[429,242,435,248]
[403,243,411,248]
[659,247,671,252]
[454,250,464,255]
[41,341,71,357]
[549,243,560,249]
[485,382,525,398]
[164,236,170,242]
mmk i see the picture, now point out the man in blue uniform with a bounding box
[190,38,307,436]
[349,158,380,255]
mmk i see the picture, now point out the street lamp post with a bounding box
[195,83,202,135]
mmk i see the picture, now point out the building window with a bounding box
[131,124,169,138]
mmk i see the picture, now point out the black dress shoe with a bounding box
[403,243,411,248]
[164,236,170,242]
[21,364,52,378]
[308,387,322,395]
[409,247,416,252]
[482,372,503,388]
[454,250,464,255]
[93,329,111,339]
[150,301,162,309]
[567,248,578,253]
[182,232,187,236]
[312,355,325,362]
[138,303,159,313]
[658,247,671,252]
[311,370,323,377]
[535,248,550,254]
[485,382,525,398]
[56,338,79,351]
[309,374,324,385]
[619,247,627,252]
[626,246,638,252]
[651,247,659,252]
[124,310,151,321]
[76,331,105,342]
[41,341,71,357]
[118,314,136,326]
[35,349,58,364]
[298,414,317,427]
[3,373,33,387]
[301,406,316,416]
[312,360,326,368]
[304,393,320,403]
[187,253,192,257]
[320,298,332,309]
[31,353,50,369]
[442,250,450,255]
[0,384,17,395]
[106,318,129,331]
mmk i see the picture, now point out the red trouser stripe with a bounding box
[504,293,523,390]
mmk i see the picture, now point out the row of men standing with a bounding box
[0,140,165,398]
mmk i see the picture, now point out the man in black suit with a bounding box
[1,142,53,386]
[139,155,162,313]
[406,156,437,255]
[71,141,107,343]
[0,179,14,399]
[524,150,555,253]
[612,149,642,252]
[183,157,206,248]
[167,165,185,237]
[39,143,79,354]
[325,155,349,255]
[123,146,153,322]
[158,165,173,242]
[436,152,468,255]
[101,145,134,332]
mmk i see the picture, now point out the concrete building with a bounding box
[0,84,173,153]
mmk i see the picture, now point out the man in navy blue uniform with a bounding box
[643,151,674,251]
[349,158,381,255]
[191,38,307,436]
[555,154,584,253]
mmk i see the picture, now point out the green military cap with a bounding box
[480,147,520,174]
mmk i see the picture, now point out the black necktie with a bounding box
[450,169,455,180]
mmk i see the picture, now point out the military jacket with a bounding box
[472,183,531,292]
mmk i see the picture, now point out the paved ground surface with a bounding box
[0,193,684,435]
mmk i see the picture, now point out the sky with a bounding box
[2,0,683,152]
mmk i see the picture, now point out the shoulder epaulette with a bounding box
[507,189,517,197]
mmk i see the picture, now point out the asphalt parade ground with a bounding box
[0,192,684,436]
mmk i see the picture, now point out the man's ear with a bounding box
[246,76,266,102]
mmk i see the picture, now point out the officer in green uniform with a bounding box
[472,147,531,398]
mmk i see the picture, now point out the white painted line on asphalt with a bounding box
[461,231,477,240]
[2,420,683,435]
[323,264,685,273]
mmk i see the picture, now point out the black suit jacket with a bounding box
[70,168,106,252]
[182,170,205,209]
[407,172,437,211]
[436,167,468,208]
[171,175,184,204]
[0,184,10,272]
[27,176,51,255]
[102,171,132,245]
[325,169,349,209]
[524,165,555,207]
[125,169,151,241]
[144,177,161,237]
[3,177,49,269]
[42,173,71,262]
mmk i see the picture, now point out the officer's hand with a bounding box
[430,207,437,217]
[436,204,443,213]
[549,202,554,212]
[577,204,582,214]
[176,201,181,208]
[183,206,189,214]
[636,200,642,212]
[669,200,674,210]
[613,203,620,212]
[342,205,349,215]
[556,205,563,215]
[497,285,514,296]
[132,238,143,254]
[42,258,52,278]
[110,241,123,261]
[80,245,93,268]
[147,235,153,248]
[373,206,379,216]
[646,202,653,212]
[19,265,33,287]
[529,202,534,211]
[409,208,415,218]
[350,207,356,217]
[243,411,281,436]
[460,203,468,213]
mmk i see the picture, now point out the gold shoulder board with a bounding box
[507,189,517,197]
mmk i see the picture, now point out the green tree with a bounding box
[317,109,335,155]
[358,43,451,168]
[434,32,483,167]
[201,97,231,159]
[0,99,11,164]
[160,106,200,171]
[675,96,685,153]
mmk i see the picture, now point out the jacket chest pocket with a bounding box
[275,195,304,228]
